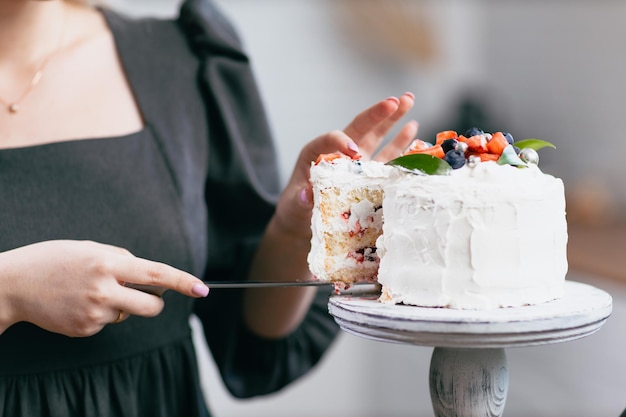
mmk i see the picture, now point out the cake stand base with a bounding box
[328,281,612,417]
[430,348,508,417]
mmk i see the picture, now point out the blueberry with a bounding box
[443,149,466,169]
[513,146,521,155]
[465,127,484,137]
[442,138,458,153]
[357,247,377,262]
[503,132,515,145]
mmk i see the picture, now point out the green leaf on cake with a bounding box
[515,138,556,151]
[386,154,452,176]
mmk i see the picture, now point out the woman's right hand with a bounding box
[0,240,209,337]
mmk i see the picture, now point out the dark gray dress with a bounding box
[0,1,339,416]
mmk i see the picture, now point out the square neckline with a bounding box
[0,7,147,153]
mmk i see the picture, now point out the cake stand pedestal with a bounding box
[328,280,612,417]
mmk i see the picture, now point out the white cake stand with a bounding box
[328,280,612,417]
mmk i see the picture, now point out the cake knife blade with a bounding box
[126,281,379,295]
[203,280,333,288]
[203,281,381,292]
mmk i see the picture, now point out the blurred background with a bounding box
[104,0,626,416]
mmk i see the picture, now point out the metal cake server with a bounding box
[203,280,333,289]
[127,281,380,296]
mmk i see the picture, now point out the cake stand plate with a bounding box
[328,280,612,417]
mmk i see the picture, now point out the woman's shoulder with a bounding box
[177,0,247,58]
[99,7,185,54]
[100,0,247,62]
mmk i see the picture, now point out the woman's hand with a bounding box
[0,240,209,337]
[274,92,417,239]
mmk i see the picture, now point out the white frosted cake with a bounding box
[308,129,568,309]
[377,161,568,309]
[307,154,391,283]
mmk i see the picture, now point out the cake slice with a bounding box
[307,154,391,283]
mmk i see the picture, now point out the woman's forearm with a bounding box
[242,215,317,339]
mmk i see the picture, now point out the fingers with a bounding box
[296,92,417,167]
[343,97,400,141]
[299,186,313,208]
[288,129,359,200]
[110,309,129,325]
[374,120,420,162]
[111,285,166,319]
[371,92,415,140]
[279,91,419,237]
[105,257,209,320]
[343,92,415,156]
[295,129,361,176]
[112,257,209,297]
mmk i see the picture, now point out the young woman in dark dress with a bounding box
[0,0,417,415]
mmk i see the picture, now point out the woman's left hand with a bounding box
[274,92,417,239]
[244,92,416,337]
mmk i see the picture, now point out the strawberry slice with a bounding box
[315,153,348,165]
[487,132,509,155]
[465,135,489,153]
[436,130,458,145]
[405,144,445,158]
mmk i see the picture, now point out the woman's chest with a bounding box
[0,32,143,148]
[0,133,205,274]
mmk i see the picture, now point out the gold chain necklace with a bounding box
[0,9,68,115]
[0,68,45,114]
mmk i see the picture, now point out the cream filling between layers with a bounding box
[308,158,391,282]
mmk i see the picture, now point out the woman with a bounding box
[0,0,417,415]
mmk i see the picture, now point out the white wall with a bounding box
[477,1,626,216]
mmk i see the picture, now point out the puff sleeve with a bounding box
[179,0,340,398]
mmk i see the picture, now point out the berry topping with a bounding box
[388,129,555,174]
[407,139,431,152]
[487,132,509,155]
[464,127,484,137]
[442,138,458,154]
[406,144,445,158]
[315,153,349,165]
[465,135,489,153]
[436,130,458,145]
[443,149,466,169]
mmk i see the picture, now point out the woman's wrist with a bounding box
[0,252,19,334]
[264,213,312,268]
[270,187,314,244]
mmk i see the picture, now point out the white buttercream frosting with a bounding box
[377,161,568,309]
[308,157,392,188]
